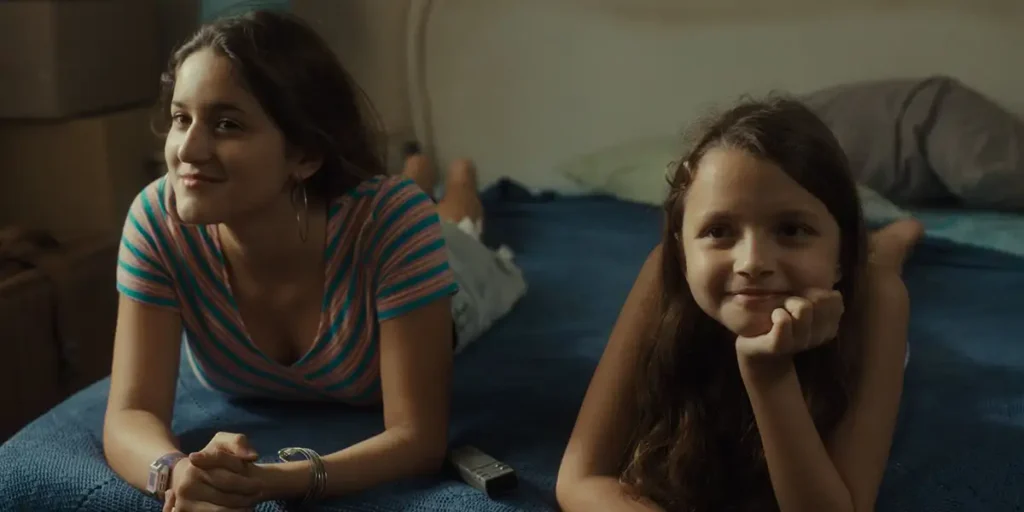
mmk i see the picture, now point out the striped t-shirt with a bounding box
[116,175,458,404]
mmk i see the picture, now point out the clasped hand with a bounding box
[735,289,844,358]
[163,432,264,512]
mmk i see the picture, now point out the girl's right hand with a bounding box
[162,456,263,512]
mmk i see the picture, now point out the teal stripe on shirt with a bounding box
[178,229,234,306]
[372,214,436,287]
[304,279,367,381]
[368,192,429,258]
[176,228,273,365]
[181,326,266,396]
[376,260,451,299]
[399,237,446,267]
[118,258,173,288]
[297,253,355,367]
[371,177,415,220]
[323,330,377,392]
[378,281,458,321]
[120,236,167,281]
[138,193,292,396]
[117,282,178,309]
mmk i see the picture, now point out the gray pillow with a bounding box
[926,78,1024,211]
[804,76,955,206]
[805,76,1024,211]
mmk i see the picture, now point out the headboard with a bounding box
[406,0,1024,192]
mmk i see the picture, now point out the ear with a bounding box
[833,263,843,285]
[287,145,324,181]
[294,153,324,181]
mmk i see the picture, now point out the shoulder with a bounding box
[334,175,432,227]
[632,243,666,312]
[639,243,664,284]
[856,267,910,367]
[126,176,170,219]
[365,175,437,234]
[372,175,431,216]
[614,243,666,347]
[122,176,177,243]
[340,175,423,210]
[863,269,910,335]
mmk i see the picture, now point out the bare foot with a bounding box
[437,159,484,224]
[447,159,479,190]
[402,154,438,199]
[869,218,925,274]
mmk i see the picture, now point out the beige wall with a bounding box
[292,0,413,137]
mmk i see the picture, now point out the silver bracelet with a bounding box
[277,447,327,506]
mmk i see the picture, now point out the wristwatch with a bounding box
[147,452,186,499]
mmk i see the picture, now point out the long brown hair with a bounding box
[155,10,386,199]
[620,96,869,511]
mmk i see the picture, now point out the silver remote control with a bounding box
[449,445,518,496]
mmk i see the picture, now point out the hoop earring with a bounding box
[291,178,309,243]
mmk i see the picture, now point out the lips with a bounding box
[178,173,223,183]
[729,289,786,296]
[728,289,788,307]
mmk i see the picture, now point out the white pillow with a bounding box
[555,136,682,207]
[554,136,910,224]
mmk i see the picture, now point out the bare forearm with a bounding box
[102,409,180,491]
[558,476,665,512]
[257,426,445,501]
[739,357,854,512]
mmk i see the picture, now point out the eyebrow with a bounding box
[171,100,246,114]
[697,208,820,223]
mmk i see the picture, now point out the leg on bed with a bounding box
[436,159,485,226]
[869,218,925,275]
[400,148,485,226]
[401,151,439,200]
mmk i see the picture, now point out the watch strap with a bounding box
[146,451,186,499]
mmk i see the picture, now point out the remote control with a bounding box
[449,445,518,496]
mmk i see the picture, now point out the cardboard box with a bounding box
[0,0,161,119]
[0,266,65,441]
[0,106,165,236]
[0,231,118,440]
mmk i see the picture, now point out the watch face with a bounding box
[147,464,170,494]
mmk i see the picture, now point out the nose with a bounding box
[733,232,776,279]
[175,123,213,165]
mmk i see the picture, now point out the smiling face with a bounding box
[679,147,843,338]
[165,48,312,225]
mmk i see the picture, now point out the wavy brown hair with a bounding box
[620,96,869,511]
[155,10,386,199]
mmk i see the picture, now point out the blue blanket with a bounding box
[2,180,1023,511]
[859,184,1024,259]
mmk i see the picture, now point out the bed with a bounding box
[2,181,1024,511]
[4,0,1024,510]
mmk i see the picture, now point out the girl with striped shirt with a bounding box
[102,10,525,511]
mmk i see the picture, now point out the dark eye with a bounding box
[778,222,816,238]
[702,224,732,239]
[170,113,190,128]
[215,119,241,132]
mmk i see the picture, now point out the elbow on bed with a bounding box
[554,464,587,510]
[554,476,575,509]
[419,442,449,475]
[100,409,123,462]
[402,430,449,475]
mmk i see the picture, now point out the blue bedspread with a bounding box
[2,180,1022,511]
